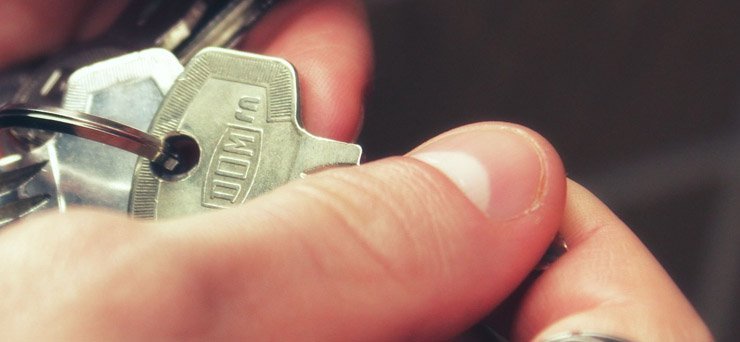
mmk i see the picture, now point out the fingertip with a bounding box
[403,122,567,338]
[410,122,566,225]
[514,179,712,341]
[240,0,373,141]
[0,1,89,68]
[159,121,568,340]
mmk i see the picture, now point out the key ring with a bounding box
[0,104,180,171]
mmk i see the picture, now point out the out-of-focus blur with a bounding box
[360,1,740,339]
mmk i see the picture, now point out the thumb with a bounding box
[142,123,566,340]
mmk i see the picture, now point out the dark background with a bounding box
[359,1,740,340]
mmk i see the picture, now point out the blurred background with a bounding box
[359,0,740,340]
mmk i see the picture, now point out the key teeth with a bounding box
[0,193,52,227]
[0,159,51,227]
[0,160,49,196]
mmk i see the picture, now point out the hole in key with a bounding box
[151,133,200,181]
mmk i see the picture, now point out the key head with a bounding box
[52,49,183,211]
[63,48,183,131]
[0,49,184,220]
[1,46,128,153]
[131,48,361,219]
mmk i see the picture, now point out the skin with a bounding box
[0,0,712,340]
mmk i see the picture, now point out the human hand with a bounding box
[0,0,711,340]
[0,0,370,142]
[503,179,712,341]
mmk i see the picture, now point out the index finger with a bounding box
[513,180,712,341]
[240,0,372,142]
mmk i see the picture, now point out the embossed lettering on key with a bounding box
[130,48,361,219]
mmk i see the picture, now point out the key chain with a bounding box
[0,1,284,224]
[0,104,188,225]
[0,105,183,171]
[0,48,361,225]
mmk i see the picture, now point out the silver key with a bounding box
[0,1,280,223]
[11,0,206,107]
[0,48,361,223]
[0,158,51,226]
[5,0,279,107]
[130,48,361,219]
[0,105,181,226]
[49,49,182,212]
[1,0,279,152]
[0,0,209,154]
[175,0,280,62]
[0,49,182,220]
[62,49,183,132]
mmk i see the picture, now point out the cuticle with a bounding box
[495,125,550,222]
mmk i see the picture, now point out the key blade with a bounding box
[294,136,362,176]
[0,160,48,196]
[102,0,210,52]
[0,64,34,106]
[176,0,281,63]
[0,194,51,227]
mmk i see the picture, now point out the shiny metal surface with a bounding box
[0,0,205,153]
[175,0,280,62]
[0,102,181,225]
[1,0,278,150]
[102,0,211,52]
[56,49,183,212]
[0,1,281,225]
[130,48,361,219]
[0,194,51,227]
[10,0,210,107]
[0,50,181,218]
[0,160,47,197]
[63,49,182,131]
[0,105,178,168]
[0,149,50,227]
[3,0,279,108]
[536,234,568,271]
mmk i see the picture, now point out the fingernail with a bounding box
[409,126,546,221]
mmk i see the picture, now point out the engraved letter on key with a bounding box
[131,48,361,219]
[203,82,265,208]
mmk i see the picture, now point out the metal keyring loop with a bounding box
[0,104,179,171]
